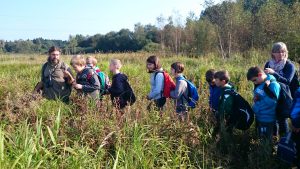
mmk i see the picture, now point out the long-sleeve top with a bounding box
[170,75,188,109]
[252,74,280,123]
[148,68,164,100]
[76,67,100,99]
[265,59,299,98]
[209,84,221,111]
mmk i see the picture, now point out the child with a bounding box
[69,55,100,99]
[213,70,235,132]
[247,66,280,140]
[107,59,135,110]
[86,56,110,97]
[146,55,166,110]
[170,62,188,121]
[205,69,221,113]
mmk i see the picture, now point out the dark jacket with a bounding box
[265,59,299,98]
[76,67,100,99]
[108,73,131,109]
[41,61,72,102]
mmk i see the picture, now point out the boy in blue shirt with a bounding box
[247,66,280,140]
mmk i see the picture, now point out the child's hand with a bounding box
[265,80,270,87]
[264,68,275,74]
[74,84,83,90]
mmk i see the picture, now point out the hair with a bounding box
[110,59,122,69]
[205,69,216,83]
[298,59,300,64]
[171,62,184,73]
[86,56,97,66]
[247,66,264,80]
[146,55,161,71]
[70,55,86,66]
[48,46,61,54]
[271,42,288,59]
[214,70,230,83]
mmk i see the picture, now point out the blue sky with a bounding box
[0,0,208,41]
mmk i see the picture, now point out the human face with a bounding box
[272,49,286,62]
[109,63,115,72]
[49,50,60,64]
[209,79,216,86]
[86,58,94,67]
[171,67,176,76]
[250,74,264,85]
[72,64,84,73]
[146,62,155,72]
[214,78,223,87]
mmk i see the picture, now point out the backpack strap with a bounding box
[177,76,189,102]
[154,71,164,97]
[263,79,279,100]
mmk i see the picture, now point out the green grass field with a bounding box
[0,52,296,168]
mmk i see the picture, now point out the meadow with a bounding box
[0,51,295,169]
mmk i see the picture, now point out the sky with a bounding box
[0,0,209,41]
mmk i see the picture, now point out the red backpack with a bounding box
[154,71,176,98]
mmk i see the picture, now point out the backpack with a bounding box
[97,71,109,95]
[177,76,199,109]
[119,80,136,108]
[263,81,293,118]
[277,132,297,165]
[154,71,176,98]
[223,89,254,130]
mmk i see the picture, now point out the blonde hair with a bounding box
[110,59,122,69]
[70,55,86,66]
[271,42,288,59]
[86,56,97,66]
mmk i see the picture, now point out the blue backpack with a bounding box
[277,132,297,165]
[178,76,199,108]
[263,81,293,118]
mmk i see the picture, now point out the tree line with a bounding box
[1,0,299,60]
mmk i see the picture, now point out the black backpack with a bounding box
[223,89,254,130]
[119,80,136,108]
[263,81,293,118]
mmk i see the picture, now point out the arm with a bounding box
[64,68,75,84]
[148,73,164,99]
[272,63,295,85]
[170,80,187,99]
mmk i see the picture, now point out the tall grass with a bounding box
[0,52,297,168]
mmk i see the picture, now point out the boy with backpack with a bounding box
[170,62,199,122]
[247,66,280,140]
[107,59,136,113]
[86,56,110,98]
[146,55,175,112]
[68,55,101,99]
[214,70,235,132]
